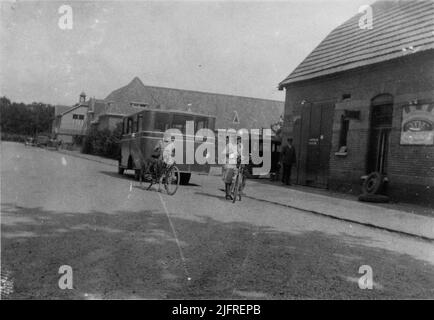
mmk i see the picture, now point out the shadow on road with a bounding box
[2,202,434,299]
[99,170,137,181]
[194,191,228,202]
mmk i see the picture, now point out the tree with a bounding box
[82,122,123,159]
[0,96,55,137]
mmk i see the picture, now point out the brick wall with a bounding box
[282,50,434,203]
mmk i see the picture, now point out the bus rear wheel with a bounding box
[179,173,191,185]
[134,169,141,181]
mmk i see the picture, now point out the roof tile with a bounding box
[279,0,434,87]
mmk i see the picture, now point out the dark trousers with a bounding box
[282,164,292,185]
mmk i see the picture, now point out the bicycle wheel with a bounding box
[232,174,239,203]
[144,173,155,190]
[141,164,154,190]
[164,165,180,195]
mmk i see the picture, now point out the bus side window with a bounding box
[137,114,143,132]
[127,118,133,134]
[172,115,187,133]
[132,115,138,133]
[154,113,170,132]
[196,118,208,130]
[123,118,128,134]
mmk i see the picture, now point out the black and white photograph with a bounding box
[1,0,433,304]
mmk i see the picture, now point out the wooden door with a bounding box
[301,102,334,187]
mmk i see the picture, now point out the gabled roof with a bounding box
[105,77,284,129]
[58,103,88,117]
[104,77,149,115]
[128,107,217,119]
[54,105,73,116]
[279,0,434,88]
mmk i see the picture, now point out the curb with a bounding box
[243,194,434,242]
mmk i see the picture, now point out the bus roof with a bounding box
[125,108,216,119]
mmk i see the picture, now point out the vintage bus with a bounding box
[118,108,216,185]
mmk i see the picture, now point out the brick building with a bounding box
[278,1,434,203]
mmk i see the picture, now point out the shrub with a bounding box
[82,123,122,160]
[1,132,28,143]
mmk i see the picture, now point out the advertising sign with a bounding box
[400,103,434,145]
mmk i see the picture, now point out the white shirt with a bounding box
[222,142,245,167]
[163,141,175,165]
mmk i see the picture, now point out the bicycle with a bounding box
[139,159,180,195]
[230,162,245,203]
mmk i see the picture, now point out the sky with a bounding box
[0,0,376,105]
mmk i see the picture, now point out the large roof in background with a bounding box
[279,0,434,88]
[105,77,284,129]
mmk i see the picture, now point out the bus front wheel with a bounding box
[179,173,191,185]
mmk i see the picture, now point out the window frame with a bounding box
[154,112,171,132]
[127,118,133,134]
[195,117,208,130]
[171,114,189,133]
[338,115,350,152]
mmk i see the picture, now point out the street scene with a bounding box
[1,0,434,301]
[1,142,434,299]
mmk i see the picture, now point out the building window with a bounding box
[72,114,84,120]
[130,102,148,108]
[342,93,351,101]
[338,115,349,153]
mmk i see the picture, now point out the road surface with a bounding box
[1,141,433,299]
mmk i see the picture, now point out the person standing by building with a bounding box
[222,136,237,200]
[280,138,296,185]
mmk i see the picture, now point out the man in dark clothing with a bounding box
[280,138,296,185]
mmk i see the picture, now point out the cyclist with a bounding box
[151,132,175,191]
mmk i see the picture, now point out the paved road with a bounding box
[1,141,434,299]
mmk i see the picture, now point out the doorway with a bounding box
[367,94,394,174]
